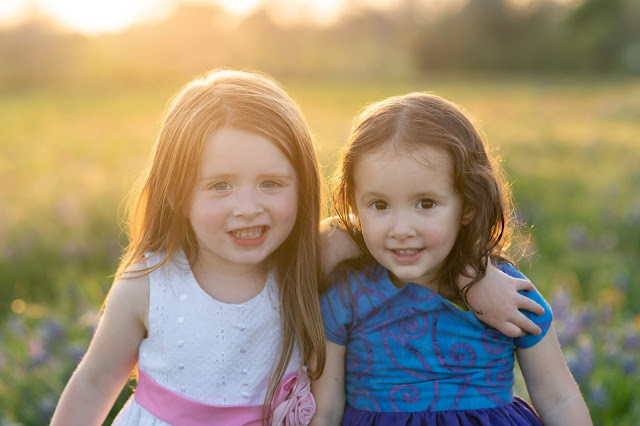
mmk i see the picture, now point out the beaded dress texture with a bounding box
[113,252,302,425]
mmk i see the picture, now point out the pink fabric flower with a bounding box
[271,367,316,425]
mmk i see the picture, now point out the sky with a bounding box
[0,0,411,34]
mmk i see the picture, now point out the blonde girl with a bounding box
[51,70,324,425]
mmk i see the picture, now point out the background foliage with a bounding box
[0,0,638,424]
[1,0,639,90]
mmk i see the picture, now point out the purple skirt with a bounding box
[342,397,541,426]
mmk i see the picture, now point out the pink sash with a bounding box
[134,368,315,426]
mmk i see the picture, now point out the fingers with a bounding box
[495,322,525,339]
[513,277,535,292]
[516,294,545,316]
[511,311,542,336]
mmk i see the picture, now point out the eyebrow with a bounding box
[199,171,295,181]
[358,189,442,199]
[357,190,386,199]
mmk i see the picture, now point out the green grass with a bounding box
[1,76,639,312]
[0,75,639,425]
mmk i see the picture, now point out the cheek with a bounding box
[189,197,224,225]
[430,217,462,244]
[277,190,299,226]
[282,205,298,228]
[358,215,382,244]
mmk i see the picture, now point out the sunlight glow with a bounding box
[217,0,262,16]
[0,0,461,33]
[0,0,28,25]
[265,0,343,26]
[36,0,171,34]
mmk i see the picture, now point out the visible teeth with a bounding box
[231,227,265,239]
[395,249,419,255]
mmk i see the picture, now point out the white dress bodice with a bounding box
[113,251,301,425]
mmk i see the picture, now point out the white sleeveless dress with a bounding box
[113,251,302,425]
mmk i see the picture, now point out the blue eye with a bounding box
[370,200,389,210]
[211,182,231,191]
[417,199,435,209]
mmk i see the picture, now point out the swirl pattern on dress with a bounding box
[389,384,421,412]
[351,388,381,412]
[481,328,511,355]
[320,262,552,413]
[381,308,435,381]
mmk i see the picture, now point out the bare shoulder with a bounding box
[106,262,150,330]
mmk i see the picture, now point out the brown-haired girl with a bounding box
[312,93,591,425]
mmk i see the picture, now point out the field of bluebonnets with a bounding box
[1,75,639,425]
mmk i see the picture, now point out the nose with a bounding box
[232,187,264,219]
[389,210,416,240]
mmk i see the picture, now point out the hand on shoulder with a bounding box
[320,217,360,277]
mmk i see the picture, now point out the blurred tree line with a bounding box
[416,0,640,73]
[0,0,638,89]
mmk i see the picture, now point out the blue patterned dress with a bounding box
[320,262,553,425]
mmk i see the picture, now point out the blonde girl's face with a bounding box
[188,127,298,276]
[353,145,472,290]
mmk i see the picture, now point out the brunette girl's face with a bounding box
[352,144,472,289]
[187,127,298,275]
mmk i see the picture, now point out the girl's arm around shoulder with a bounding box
[319,217,360,278]
[50,267,150,426]
[465,263,545,338]
[517,324,592,426]
[310,340,346,426]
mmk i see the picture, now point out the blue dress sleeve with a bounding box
[320,272,354,346]
[497,263,554,349]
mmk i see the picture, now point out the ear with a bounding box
[461,205,475,225]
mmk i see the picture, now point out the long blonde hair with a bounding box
[117,69,325,420]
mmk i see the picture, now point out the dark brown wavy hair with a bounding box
[332,92,521,307]
[116,69,325,423]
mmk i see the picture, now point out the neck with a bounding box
[388,267,439,292]
[190,252,270,304]
[192,260,267,284]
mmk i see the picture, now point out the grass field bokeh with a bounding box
[1,75,639,424]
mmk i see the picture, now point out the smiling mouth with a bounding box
[230,226,267,239]
[392,249,421,255]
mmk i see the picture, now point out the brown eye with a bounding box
[370,200,389,210]
[417,199,435,209]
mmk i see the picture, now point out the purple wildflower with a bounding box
[39,319,66,348]
[37,397,56,424]
[588,384,608,407]
[557,314,582,346]
[28,338,49,368]
[579,307,594,329]
[622,355,638,376]
[623,327,640,351]
[68,344,87,365]
[551,288,572,322]
[568,339,594,384]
